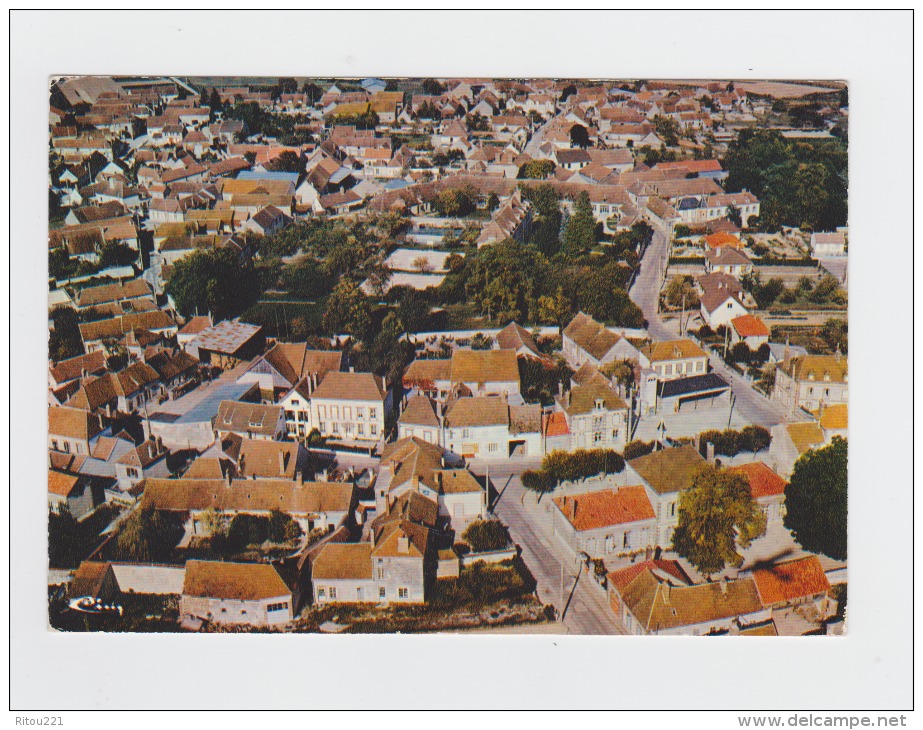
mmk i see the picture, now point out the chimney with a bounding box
[440,455,446,468]
[410,475,420,491]
[662,582,671,604]
[720,578,729,595]
[569,497,577,522]
[706,441,715,463]
[349,366,355,373]
[278,450,286,474]
[397,534,410,554]
[834,346,842,363]
[225,468,232,487]
[295,470,303,486]
[147,441,155,460]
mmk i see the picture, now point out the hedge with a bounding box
[698,426,772,457]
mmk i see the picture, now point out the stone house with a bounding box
[551,486,657,557]
[180,560,294,628]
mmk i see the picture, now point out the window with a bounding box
[398,587,408,599]
[332,423,339,434]
[63,442,70,454]
[357,424,364,436]
[665,364,673,375]
[623,530,631,548]
[318,421,326,432]
[285,410,295,421]
[696,361,704,372]
[356,407,364,419]
[462,428,470,439]
[344,407,352,420]
[329,587,337,600]
[51,440,59,451]
[669,502,676,517]
[379,587,386,599]
[318,588,326,599]
[488,443,498,453]
[370,425,377,436]
[127,467,139,478]
[370,408,377,419]
[267,602,288,612]
[318,405,326,418]
[331,406,339,419]
[612,429,619,439]
[291,399,300,406]
[377,567,385,579]
[593,432,603,443]
[75,443,82,454]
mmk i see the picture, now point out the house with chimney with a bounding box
[397,393,442,445]
[606,560,770,636]
[552,486,658,558]
[141,474,356,537]
[641,339,710,381]
[403,349,522,403]
[562,312,646,370]
[772,352,848,413]
[552,374,630,452]
[309,371,392,444]
[625,445,707,547]
[442,395,543,460]
[374,437,484,531]
[214,401,286,442]
[114,438,171,492]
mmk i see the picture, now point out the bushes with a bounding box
[521,469,556,494]
[698,426,772,457]
[541,449,625,485]
[623,440,656,461]
[429,558,536,609]
[461,520,510,552]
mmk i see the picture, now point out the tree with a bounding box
[672,464,767,578]
[279,258,330,300]
[623,440,655,460]
[49,306,84,362]
[465,113,490,132]
[434,186,476,217]
[521,469,556,498]
[537,287,572,332]
[653,115,680,146]
[395,287,431,333]
[820,317,848,354]
[809,274,842,304]
[421,78,445,96]
[98,240,137,268]
[664,275,700,309]
[569,124,589,148]
[601,359,635,391]
[113,506,184,563]
[165,248,260,320]
[727,203,742,228]
[267,150,303,173]
[518,159,555,179]
[521,183,562,256]
[783,436,847,560]
[411,255,433,273]
[752,277,784,309]
[469,332,493,350]
[486,192,500,211]
[562,190,597,254]
[461,520,509,552]
[323,280,372,339]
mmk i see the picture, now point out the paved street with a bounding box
[470,459,627,635]
[630,224,789,428]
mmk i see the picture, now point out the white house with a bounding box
[180,561,294,628]
[811,230,847,257]
[310,371,391,444]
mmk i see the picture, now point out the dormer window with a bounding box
[594,398,604,410]
[807,372,815,381]
[823,372,831,382]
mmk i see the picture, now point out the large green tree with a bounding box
[166,248,260,320]
[562,191,597,254]
[323,279,373,339]
[113,506,184,563]
[672,464,767,577]
[784,436,848,560]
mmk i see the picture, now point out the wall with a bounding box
[180,593,292,627]
[110,563,185,594]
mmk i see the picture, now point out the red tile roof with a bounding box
[544,411,570,437]
[553,486,655,531]
[703,232,743,250]
[729,462,787,499]
[751,556,831,606]
[607,559,691,593]
[731,314,770,338]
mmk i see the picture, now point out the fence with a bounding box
[459,547,519,567]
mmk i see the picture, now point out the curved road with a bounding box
[630,224,789,428]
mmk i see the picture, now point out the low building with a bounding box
[397,394,442,445]
[141,476,355,536]
[748,556,834,616]
[48,469,102,520]
[49,406,105,457]
[606,561,770,636]
[704,245,752,277]
[185,319,265,370]
[180,560,294,628]
[552,486,657,558]
[810,231,847,257]
[214,400,286,441]
[562,312,646,370]
[728,461,787,524]
[729,314,770,349]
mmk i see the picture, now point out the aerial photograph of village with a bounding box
[47,75,848,637]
